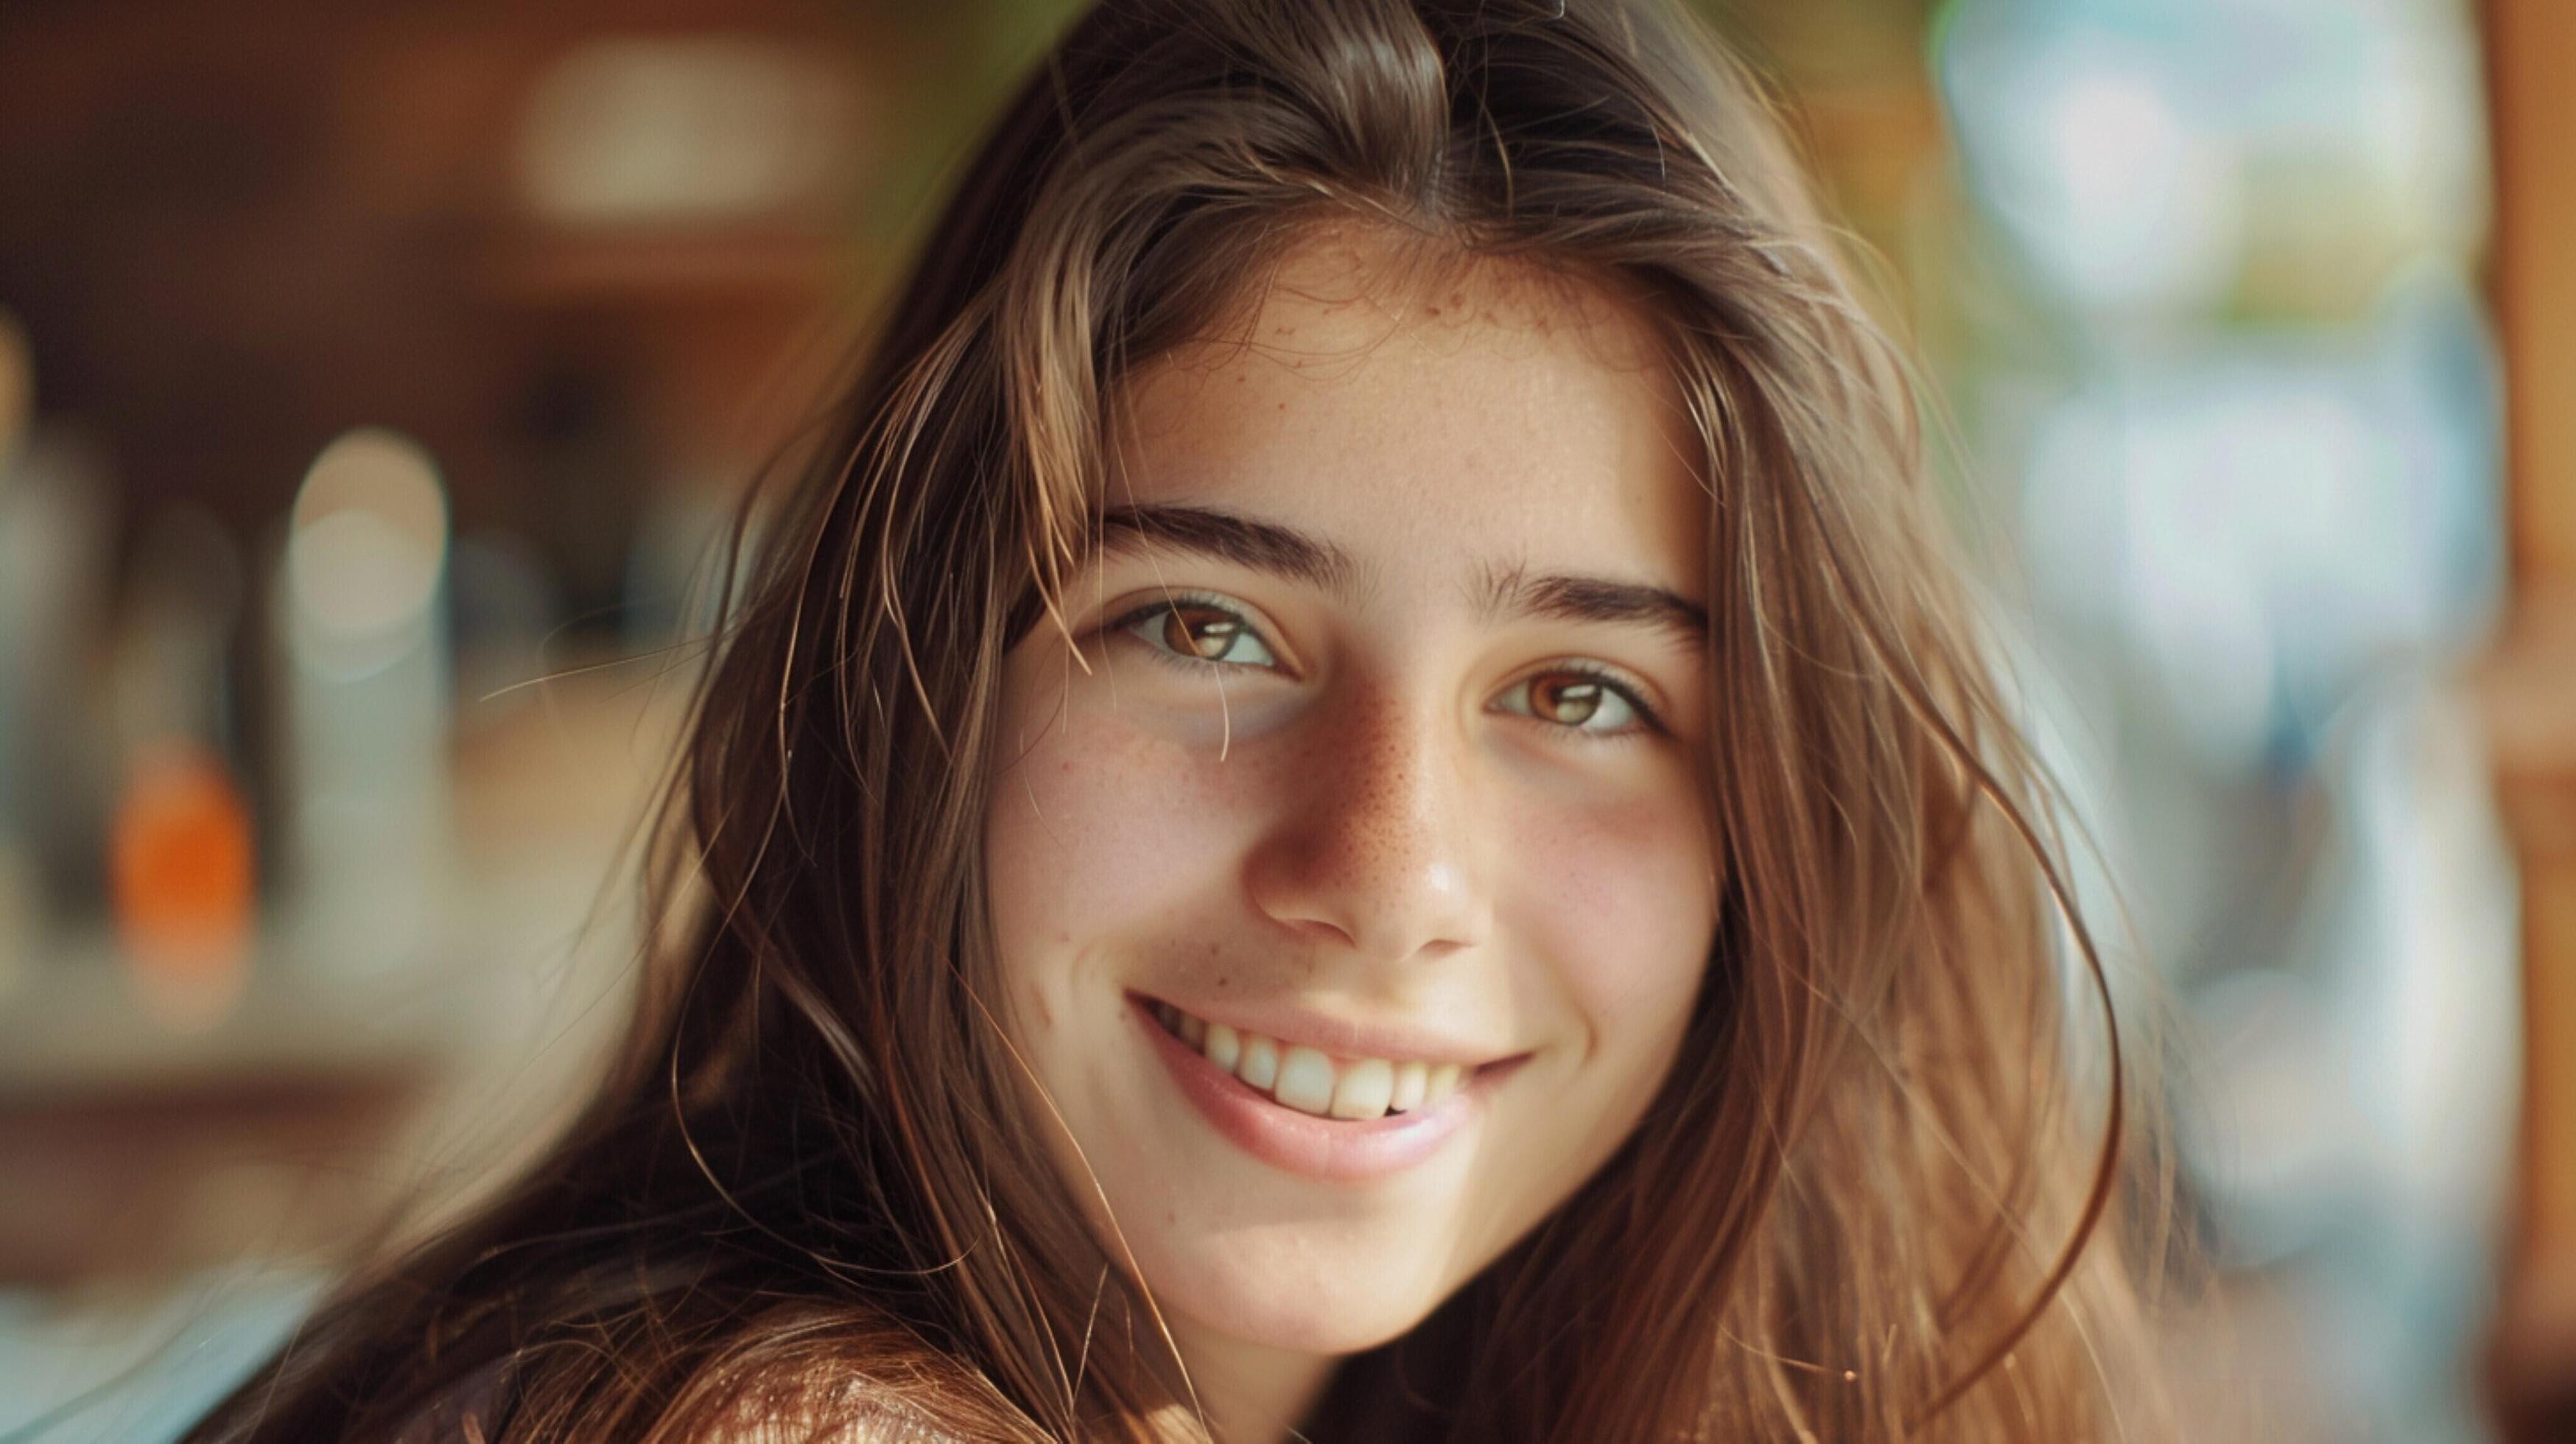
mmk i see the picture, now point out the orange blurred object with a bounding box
[110,744,256,1015]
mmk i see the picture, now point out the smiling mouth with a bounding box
[1146,998,1476,1122]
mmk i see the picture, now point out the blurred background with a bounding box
[0,0,2566,1439]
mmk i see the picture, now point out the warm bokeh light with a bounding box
[0,307,27,467]
[287,427,451,674]
[290,428,449,628]
[516,36,863,227]
[109,743,255,1028]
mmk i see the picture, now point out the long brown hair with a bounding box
[191,0,2176,1438]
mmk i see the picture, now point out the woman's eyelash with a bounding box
[1107,592,1282,670]
[1503,661,1667,740]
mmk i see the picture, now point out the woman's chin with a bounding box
[1171,1297,1428,1360]
[1142,1243,1446,1359]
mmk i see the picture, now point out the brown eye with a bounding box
[1123,596,1279,669]
[1530,675,1603,726]
[1495,666,1647,736]
[1163,606,1241,659]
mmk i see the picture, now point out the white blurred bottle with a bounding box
[0,306,40,992]
[0,313,116,990]
[269,427,454,979]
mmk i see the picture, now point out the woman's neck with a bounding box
[1152,1319,1338,1444]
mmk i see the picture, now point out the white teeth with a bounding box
[1238,1034,1279,1090]
[1273,1046,1337,1115]
[1389,1060,1428,1113]
[1330,1058,1396,1120]
[1203,1023,1240,1072]
[1154,1001,1479,1120]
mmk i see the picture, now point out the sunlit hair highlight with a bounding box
[192,1,2177,1440]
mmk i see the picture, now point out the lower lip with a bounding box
[1129,997,1513,1183]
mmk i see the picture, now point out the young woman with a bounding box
[192,0,2175,1437]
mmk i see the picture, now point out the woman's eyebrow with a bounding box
[1095,502,1705,650]
[1097,503,1364,600]
[1475,560,1709,652]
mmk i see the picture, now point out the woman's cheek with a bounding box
[1499,781,1716,1053]
[987,678,1252,972]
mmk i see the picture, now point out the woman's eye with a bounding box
[1495,668,1650,736]
[1124,600,1279,669]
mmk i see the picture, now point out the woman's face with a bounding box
[983,232,1719,1364]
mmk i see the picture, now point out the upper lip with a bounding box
[1133,990,1526,1068]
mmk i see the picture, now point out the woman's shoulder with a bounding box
[381,1314,1010,1443]
[704,1367,991,1443]
[380,1367,991,1444]
[705,1393,966,1443]
[695,1308,1025,1442]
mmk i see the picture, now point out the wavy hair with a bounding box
[192,0,2174,1438]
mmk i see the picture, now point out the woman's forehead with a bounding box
[1106,231,1708,602]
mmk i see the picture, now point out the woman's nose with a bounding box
[1241,690,1495,964]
